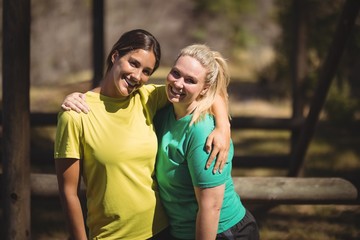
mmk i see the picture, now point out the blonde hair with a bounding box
[176,44,230,124]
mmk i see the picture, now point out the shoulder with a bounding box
[57,109,83,128]
[139,84,165,95]
[190,114,215,136]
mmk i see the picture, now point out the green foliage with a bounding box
[324,80,358,124]
[192,0,256,49]
[271,0,360,100]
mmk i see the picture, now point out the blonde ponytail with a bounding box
[176,44,230,125]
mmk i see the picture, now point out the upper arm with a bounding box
[55,158,81,196]
[187,117,228,186]
[194,184,225,209]
[55,111,82,160]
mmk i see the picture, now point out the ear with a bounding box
[111,50,119,63]
[200,85,209,96]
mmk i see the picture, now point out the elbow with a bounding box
[200,203,222,216]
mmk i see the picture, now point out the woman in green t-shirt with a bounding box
[154,44,260,240]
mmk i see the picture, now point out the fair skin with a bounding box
[55,49,156,240]
[166,55,225,239]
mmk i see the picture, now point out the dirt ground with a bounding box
[25,198,360,240]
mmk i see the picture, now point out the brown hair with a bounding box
[105,29,161,75]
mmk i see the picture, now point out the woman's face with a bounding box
[110,49,156,98]
[166,55,208,107]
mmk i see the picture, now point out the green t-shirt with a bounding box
[154,105,246,239]
[55,84,169,239]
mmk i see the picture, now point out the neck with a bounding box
[97,74,128,100]
[173,102,198,120]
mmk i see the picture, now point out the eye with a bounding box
[170,69,181,78]
[129,59,140,68]
[185,77,196,84]
[143,69,152,76]
[170,69,180,78]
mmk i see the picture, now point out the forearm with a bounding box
[206,95,231,172]
[211,95,230,130]
[60,193,87,240]
[196,208,221,240]
[194,185,224,240]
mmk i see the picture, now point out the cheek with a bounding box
[166,74,174,83]
[141,76,150,84]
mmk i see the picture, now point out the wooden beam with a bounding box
[2,0,31,239]
[30,173,85,197]
[10,174,358,205]
[233,177,359,205]
[230,116,304,130]
[233,155,289,169]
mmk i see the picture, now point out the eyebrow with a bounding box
[173,66,199,82]
[130,56,154,73]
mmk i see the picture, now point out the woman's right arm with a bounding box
[194,185,225,240]
[55,158,87,240]
[61,92,90,113]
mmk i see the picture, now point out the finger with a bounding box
[61,104,71,111]
[74,101,89,113]
[212,152,223,174]
[205,135,213,154]
[206,153,216,170]
[219,158,226,173]
[67,102,82,113]
[74,100,90,113]
[216,151,228,174]
[74,94,90,113]
[206,145,220,170]
[64,97,89,113]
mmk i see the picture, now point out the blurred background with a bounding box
[1,0,360,239]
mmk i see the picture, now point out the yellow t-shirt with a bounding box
[54,84,169,239]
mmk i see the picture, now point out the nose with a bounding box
[131,69,142,82]
[173,77,183,88]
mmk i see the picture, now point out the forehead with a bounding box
[126,49,156,69]
[175,56,206,79]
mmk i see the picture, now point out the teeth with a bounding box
[125,78,136,87]
[171,86,182,95]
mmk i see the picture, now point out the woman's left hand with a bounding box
[205,126,230,174]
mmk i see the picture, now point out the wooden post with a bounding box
[289,0,307,175]
[2,0,31,239]
[288,0,360,176]
[92,0,105,88]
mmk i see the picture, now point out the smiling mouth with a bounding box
[169,86,184,97]
[124,78,137,87]
[124,77,143,93]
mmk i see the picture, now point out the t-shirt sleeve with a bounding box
[144,84,169,113]
[54,111,82,159]
[186,116,228,188]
